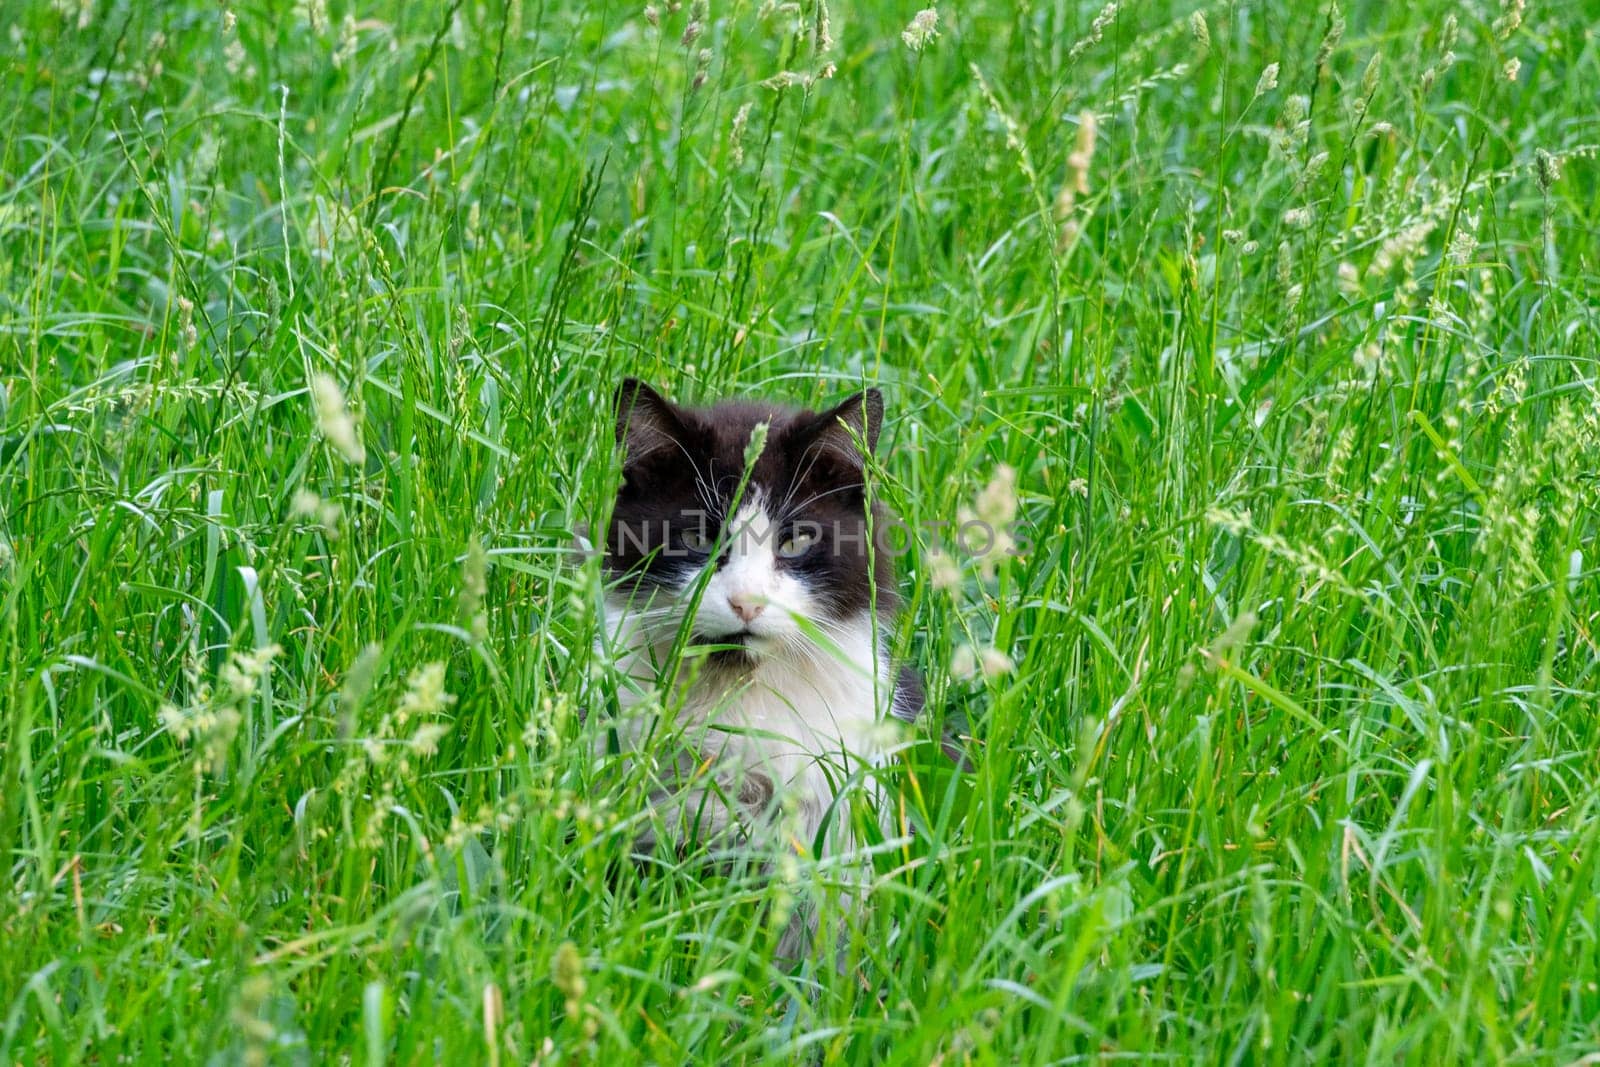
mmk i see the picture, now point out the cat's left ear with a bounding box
[614,378,688,467]
[807,388,883,464]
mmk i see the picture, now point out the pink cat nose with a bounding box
[728,594,765,623]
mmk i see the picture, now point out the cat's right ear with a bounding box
[614,378,685,468]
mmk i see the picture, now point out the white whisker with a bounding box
[781,481,865,517]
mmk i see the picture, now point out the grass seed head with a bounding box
[333,13,357,67]
[1535,148,1561,192]
[1360,53,1381,95]
[1254,61,1279,98]
[975,464,1018,526]
[927,548,962,593]
[902,8,940,53]
[553,941,587,1018]
[729,101,752,164]
[1494,0,1524,40]
[979,646,1015,678]
[1070,2,1119,61]
[397,662,456,723]
[951,644,977,680]
[310,372,366,465]
[815,0,833,54]
[1316,4,1344,68]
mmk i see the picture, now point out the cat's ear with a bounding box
[804,388,883,466]
[614,378,687,468]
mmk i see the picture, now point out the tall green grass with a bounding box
[2,0,1598,1060]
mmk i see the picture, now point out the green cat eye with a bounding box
[777,528,818,559]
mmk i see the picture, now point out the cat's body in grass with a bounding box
[598,379,923,956]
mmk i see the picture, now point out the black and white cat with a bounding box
[598,378,923,874]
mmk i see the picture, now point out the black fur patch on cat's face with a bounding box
[604,379,896,624]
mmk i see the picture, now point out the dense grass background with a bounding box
[3,0,1599,1060]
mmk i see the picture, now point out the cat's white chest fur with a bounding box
[602,605,891,852]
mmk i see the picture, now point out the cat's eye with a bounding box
[777,527,818,559]
[679,528,713,554]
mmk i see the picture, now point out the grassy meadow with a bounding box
[4,0,1600,1060]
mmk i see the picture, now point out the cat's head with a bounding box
[604,378,896,665]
